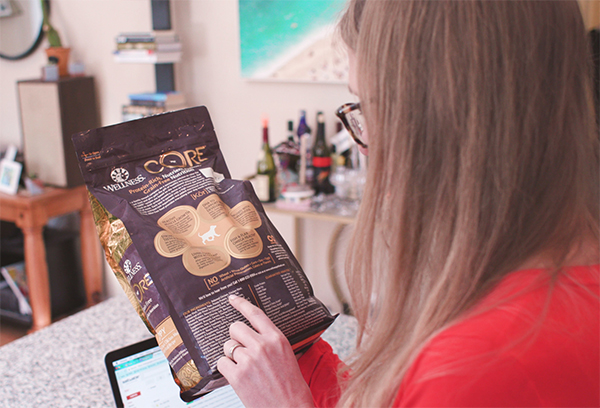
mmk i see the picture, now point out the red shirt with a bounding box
[299,265,599,407]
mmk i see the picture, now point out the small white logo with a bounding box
[199,225,220,245]
[123,259,133,275]
[123,259,142,280]
[111,168,129,183]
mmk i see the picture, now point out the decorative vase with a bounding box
[45,47,71,77]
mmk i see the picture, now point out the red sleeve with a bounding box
[298,339,346,408]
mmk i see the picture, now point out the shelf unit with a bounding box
[116,0,183,121]
[151,0,176,93]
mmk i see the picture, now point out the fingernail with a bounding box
[229,294,238,301]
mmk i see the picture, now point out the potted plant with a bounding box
[41,0,70,77]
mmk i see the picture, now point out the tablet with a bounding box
[105,337,244,408]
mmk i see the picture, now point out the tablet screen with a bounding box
[106,338,243,408]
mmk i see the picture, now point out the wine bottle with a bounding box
[256,116,277,202]
[312,112,334,195]
[297,110,313,184]
[287,120,295,142]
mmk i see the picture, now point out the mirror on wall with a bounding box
[0,0,47,60]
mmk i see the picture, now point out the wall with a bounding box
[578,0,600,29]
[0,0,353,313]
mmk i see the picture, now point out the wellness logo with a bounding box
[103,167,145,192]
[123,259,142,282]
[122,258,154,303]
[111,168,129,183]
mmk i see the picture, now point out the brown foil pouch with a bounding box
[72,106,336,401]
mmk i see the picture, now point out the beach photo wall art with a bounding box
[238,0,348,83]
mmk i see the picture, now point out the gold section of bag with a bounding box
[156,317,184,357]
[176,360,202,390]
[88,192,202,392]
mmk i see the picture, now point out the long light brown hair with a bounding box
[338,1,599,407]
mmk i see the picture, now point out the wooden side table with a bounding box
[0,186,103,332]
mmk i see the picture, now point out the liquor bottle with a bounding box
[256,115,277,202]
[296,111,311,144]
[287,120,295,142]
[312,112,334,195]
[285,119,300,180]
[297,110,313,184]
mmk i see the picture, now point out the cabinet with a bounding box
[0,186,103,332]
[17,76,100,188]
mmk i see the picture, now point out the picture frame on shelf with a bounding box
[0,160,22,195]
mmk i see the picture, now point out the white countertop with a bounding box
[0,292,357,408]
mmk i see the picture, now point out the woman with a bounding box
[217,1,599,406]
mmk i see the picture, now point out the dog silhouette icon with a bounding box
[199,225,220,245]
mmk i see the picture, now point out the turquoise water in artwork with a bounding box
[239,0,346,78]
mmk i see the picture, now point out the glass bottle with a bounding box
[287,120,295,142]
[297,110,313,184]
[311,112,334,195]
[256,116,276,202]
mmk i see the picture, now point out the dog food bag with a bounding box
[72,107,336,401]
[88,193,202,391]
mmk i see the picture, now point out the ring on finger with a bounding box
[228,343,243,362]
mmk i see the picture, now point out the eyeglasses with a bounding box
[335,102,367,148]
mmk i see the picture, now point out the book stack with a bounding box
[114,31,182,63]
[122,91,186,121]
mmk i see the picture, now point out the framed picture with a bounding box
[0,160,22,195]
[239,0,348,83]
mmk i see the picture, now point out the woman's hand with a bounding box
[217,295,314,408]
